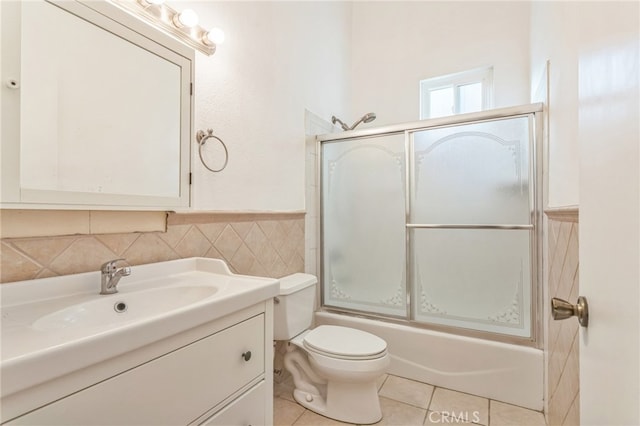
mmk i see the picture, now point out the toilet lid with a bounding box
[303,325,387,360]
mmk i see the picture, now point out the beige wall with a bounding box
[545,209,579,426]
[0,211,305,283]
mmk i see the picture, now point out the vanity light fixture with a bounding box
[138,0,165,6]
[203,28,225,46]
[113,0,222,56]
[173,8,199,29]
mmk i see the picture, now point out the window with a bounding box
[419,67,493,119]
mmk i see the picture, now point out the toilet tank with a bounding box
[274,273,317,340]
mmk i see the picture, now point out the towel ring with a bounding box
[196,129,228,172]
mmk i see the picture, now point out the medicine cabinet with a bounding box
[1,0,193,210]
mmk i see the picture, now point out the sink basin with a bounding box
[32,285,219,331]
[0,257,280,402]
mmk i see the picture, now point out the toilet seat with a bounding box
[303,325,387,360]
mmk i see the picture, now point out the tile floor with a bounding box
[274,374,547,426]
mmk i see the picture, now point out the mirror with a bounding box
[1,0,193,209]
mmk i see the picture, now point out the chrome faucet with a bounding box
[100,259,131,295]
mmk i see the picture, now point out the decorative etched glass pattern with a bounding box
[411,117,530,225]
[322,135,407,317]
[412,229,531,337]
[319,114,536,339]
[410,116,533,337]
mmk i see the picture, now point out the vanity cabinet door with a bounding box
[8,314,265,425]
[198,381,265,426]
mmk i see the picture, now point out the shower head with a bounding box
[348,112,377,130]
[331,112,377,131]
[331,115,350,131]
[361,112,376,124]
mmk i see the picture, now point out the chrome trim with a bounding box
[100,258,131,295]
[317,103,544,143]
[317,134,325,310]
[113,301,127,313]
[317,103,544,348]
[532,110,544,346]
[196,129,229,173]
[406,224,534,230]
[404,130,412,321]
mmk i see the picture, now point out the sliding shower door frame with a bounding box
[316,103,544,348]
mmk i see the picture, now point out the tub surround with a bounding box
[0,211,305,283]
[545,207,580,426]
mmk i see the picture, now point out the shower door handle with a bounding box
[551,296,589,327]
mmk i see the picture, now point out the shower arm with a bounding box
[347,116,368,131]
[332,113,376,132]
[331,116,350,131]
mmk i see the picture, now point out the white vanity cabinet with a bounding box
[5,303,274,425]
[199,382,267,426]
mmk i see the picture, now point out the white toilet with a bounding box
[275,273,390,424]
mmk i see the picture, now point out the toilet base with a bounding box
[292,379,382,425]
[283,338,388,425]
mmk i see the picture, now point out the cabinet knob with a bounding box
[242,351,252,362]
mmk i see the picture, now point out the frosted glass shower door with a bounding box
[409,116,534,337]
[322,135,407,317]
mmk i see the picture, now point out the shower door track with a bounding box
[319,306,541,348]
[316,102,544,348]
[315,103,542,142]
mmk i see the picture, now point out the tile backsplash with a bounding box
[545,208,579,426]
[1,212,305,283]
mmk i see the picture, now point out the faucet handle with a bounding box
[100,258,128,273]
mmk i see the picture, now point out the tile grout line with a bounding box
[548,226,574,352]
[1,240,47,279]
[549,325,579,403]
[152,230,182,260]
[94,232,137,259]
[275,375,545,426]
[292,407,306,425]
[213,223,243,266]
[425,385,436,413]
[171,224,195,252]
[559,389,579,426]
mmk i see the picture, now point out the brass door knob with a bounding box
[551,296,589,327]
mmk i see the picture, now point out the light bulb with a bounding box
[204,28,225,45]
[138,0,164,6]
[174,9,199,28]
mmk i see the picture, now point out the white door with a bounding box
[578,2,639,424]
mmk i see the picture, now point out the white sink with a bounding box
[0,258,279,399]
[32,285,219,331]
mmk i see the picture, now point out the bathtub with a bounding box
[315,311,543,411]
